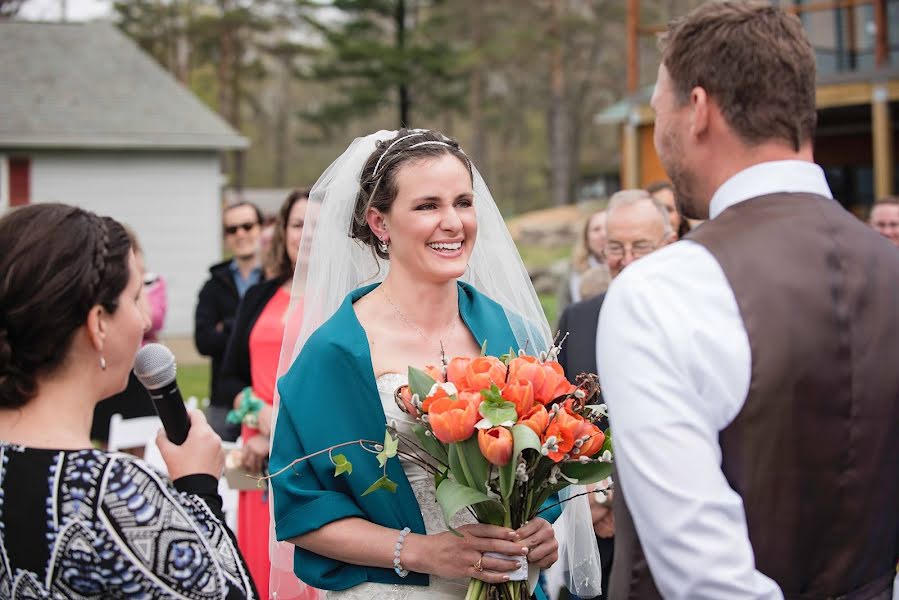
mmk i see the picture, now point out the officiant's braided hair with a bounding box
[0,204,131,408]
[351,129,472,260]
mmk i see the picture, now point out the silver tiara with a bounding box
[371,136,462,178]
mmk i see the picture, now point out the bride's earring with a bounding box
[379,237,389,254]
[99,355,107,370]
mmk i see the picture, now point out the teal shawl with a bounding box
[271,281,519,590]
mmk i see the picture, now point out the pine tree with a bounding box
[298,0,465,133]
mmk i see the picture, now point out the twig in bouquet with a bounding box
[387,425,449,470]
[253,439,384,483]
[534,490,593,516]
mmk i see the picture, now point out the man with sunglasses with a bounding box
[195,201,265,440]
[554,189,673,600]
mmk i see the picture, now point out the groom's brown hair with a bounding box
[660,1,817,152]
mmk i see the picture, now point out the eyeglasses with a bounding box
[605,236,665,259]
[224,222,258,235]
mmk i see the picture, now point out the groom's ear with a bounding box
[366,208,389,241]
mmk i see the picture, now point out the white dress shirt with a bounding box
[596,161,834,600]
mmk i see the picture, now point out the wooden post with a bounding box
[874,0,888,67]
[872,85,894,199]
[623,117,640,189]
[627,0,639,93]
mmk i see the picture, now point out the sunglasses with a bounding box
[224,222,258,235]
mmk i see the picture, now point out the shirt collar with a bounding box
[709,160,833,220]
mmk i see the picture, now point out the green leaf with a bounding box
[376,431,399,468]
[436,478,504,535]
[332,454,352,477]
[480,384,505,404]
[447,442,468,488]
[479,399,518,427]
[499,425,541,499]
[559,461,613,486]
[600,429,613,455]
[456,436,489,494]
[361,475,398,496]
[412,423,448,466]
[408,366,438,400]
[480,339,488,356]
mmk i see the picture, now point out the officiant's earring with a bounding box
[379,236,389,254]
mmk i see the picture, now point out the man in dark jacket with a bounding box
[555,189,673,600]
[195,202,264,440]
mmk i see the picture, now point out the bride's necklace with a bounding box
[383,289,458,347]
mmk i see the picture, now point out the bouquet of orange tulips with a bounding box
[389,346,612,600]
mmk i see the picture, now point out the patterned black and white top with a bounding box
[0,442,258,599]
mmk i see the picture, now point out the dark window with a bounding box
[9,157,30,206]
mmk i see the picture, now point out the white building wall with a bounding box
[30,151,224,336]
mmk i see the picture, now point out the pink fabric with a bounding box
[239,287,290,599]
[143,275,167,343]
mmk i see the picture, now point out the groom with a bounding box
[597,2,899,599]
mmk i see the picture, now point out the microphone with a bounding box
[133,343,191,445]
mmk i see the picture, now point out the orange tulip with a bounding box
[457,389,483,411]
[571,419,605,458]
[421,385,453,414]
[428,396,479,443]
[542,409,577,462]
[464,356,507,390]
[478,427,513,466]
[423,364,445,383]
[396,385,418,418]
[502,379,535,417]
[519,404,550,437]
[446,357,472,388]
[508,356,575,406]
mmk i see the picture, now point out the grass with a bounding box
[516,244,572,270]
[539,292,559,332]
[176,364,210,407]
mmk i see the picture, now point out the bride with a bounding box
[269,130,596,599]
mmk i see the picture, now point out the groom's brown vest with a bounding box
[610,193,899,599]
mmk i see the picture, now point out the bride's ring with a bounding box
[473,555,484,572]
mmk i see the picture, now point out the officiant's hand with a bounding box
[407,523,528,583]
[240,434,269,474]
[515,518,558,568]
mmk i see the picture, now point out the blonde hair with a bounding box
[571,209,606,273]
[579,264,611,300]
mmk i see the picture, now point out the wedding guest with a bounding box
[598,3,899,598]
[0,203,257,598]
[555,189,673,600]
[195,201,264,441]
[268,130,588,600]
[219,189,312,599]
[558,209,609,315]
[868,196,899,247]
[646,181,691,238]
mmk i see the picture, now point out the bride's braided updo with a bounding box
[0,204,131,408]
[350,129,472,260]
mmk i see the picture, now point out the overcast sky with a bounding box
[18,0,112,21]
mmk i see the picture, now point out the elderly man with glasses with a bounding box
[194,201,265,441]
[553,188,673,600]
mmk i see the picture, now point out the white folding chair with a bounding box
[107,413,163,453]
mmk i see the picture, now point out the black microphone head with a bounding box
[133,343,177,390]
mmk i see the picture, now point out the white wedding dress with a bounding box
[325,373,474,600]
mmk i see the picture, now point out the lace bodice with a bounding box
[324,374,472,600]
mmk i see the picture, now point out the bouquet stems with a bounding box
[465,578,484,600]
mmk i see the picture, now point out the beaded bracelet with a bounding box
[393,526,411,577]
